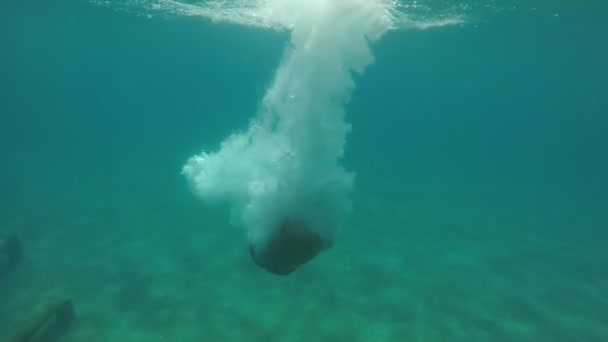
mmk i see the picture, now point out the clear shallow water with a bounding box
[0,0,607,341]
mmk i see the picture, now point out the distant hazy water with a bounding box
[0,1,606,341]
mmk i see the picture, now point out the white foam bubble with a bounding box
[94,0,465,31]
[104,0,462,248]
[179,1,410,244]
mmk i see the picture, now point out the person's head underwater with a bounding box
[249,216,333,275]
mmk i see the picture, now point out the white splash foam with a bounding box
[95,0,465,31]
[123,0,463,248]
[182,0,400,245]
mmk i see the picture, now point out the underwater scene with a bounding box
[1,0,607,340]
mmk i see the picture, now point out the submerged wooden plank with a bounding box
[4,298,75,342]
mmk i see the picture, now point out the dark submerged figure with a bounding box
[249,216,332,275]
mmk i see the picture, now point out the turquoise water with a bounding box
[1,1,607,341]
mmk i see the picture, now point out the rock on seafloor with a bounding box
[4,297,75,342]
